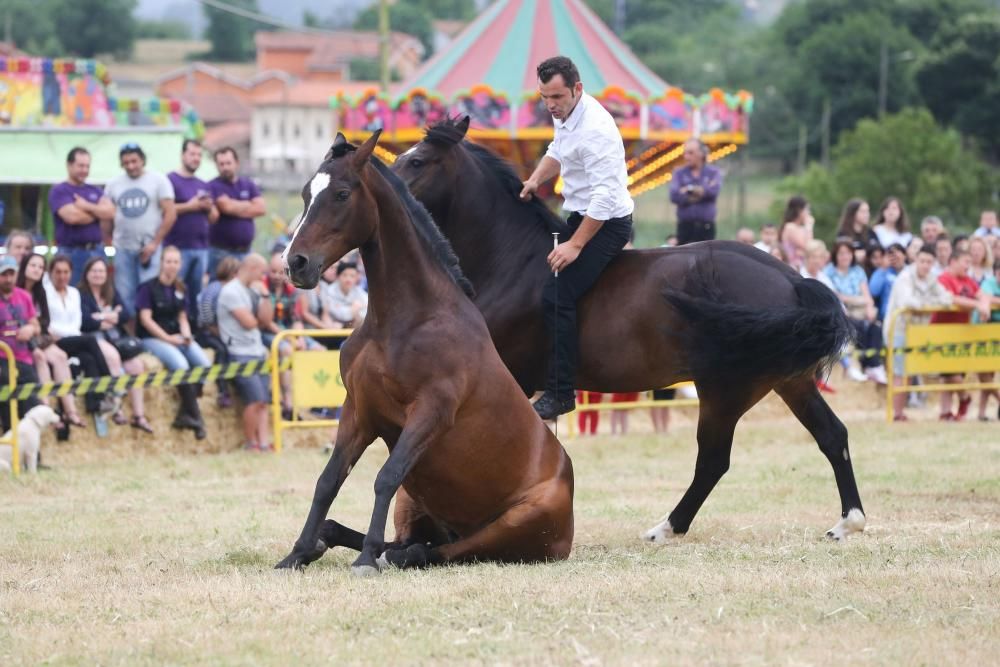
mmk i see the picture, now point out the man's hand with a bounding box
[16,324,35,342]
[250,280,269,297]
[199,195,214,211]
[548,241,582,273]
[73,194,94,212]
[520,179,539,201]
[139,241,159,265]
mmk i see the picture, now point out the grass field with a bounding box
[2,389,998,665]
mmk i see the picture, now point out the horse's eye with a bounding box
[410,158,425,168]
[335,190,350,201]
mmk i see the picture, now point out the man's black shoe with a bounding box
[533,392,575,421]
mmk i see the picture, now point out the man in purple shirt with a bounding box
[208,147,266,275]
[669,138,723,245]
[168,139,218,317]
[48,147,116,282]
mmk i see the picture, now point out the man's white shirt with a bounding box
[544,92,634,221]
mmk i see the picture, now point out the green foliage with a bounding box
[136,19,191,40]
[777,109,998,238]
[916,14,1000,160]
[348,57,401,82]
[48,0,137,58]
[407,0,475,21]
[354,1,435,59]
[203,0,259,62]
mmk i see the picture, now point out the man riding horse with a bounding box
[519,56,634,421]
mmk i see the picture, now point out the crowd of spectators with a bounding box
[0,141,370,451]
[740,197,999,422]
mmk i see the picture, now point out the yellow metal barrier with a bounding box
[565,382,699,437]
[885,307,1000,423]
[0,341,19,476]
[269,328,353,453]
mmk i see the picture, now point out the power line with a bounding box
[192,0,341,35]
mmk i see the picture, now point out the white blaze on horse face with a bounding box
[401,145,418,158]
[283,172,332,266]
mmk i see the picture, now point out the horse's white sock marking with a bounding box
[642,518,680,544]
[282,172,331,265]
[826,508,866,542]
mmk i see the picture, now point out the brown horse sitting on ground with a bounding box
[392,117,866,543]
[276,130,574,574]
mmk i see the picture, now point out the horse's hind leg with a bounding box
[775,377,865,541]
[381,472,574,569]
[644,381,771,542]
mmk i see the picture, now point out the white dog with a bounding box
[0,405,62,474]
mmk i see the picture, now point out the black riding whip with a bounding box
[552,232,559,438]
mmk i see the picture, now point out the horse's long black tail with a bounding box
[663,273,853,384]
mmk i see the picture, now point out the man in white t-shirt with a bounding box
[519,56,634,420]
[323,261,368,328]
[217,254,273,451]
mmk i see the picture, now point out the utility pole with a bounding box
[821,98,831,169]
[379,0,390,93]
[878,39,888,119]
[614,0,626,34]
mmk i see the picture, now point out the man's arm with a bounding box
[56,203,95,225]
[520,155,561,200]
[140,198,177,264]
[699,168,723,203]
[228,306,259,330]
[215,195,266,218]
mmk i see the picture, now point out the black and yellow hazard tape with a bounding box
[0,357,289,402]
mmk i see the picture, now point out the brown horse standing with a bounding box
[276,131,574,574]
[392,117,866,543]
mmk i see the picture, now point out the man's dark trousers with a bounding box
[542,212,632,401]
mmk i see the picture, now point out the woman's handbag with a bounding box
[103,326,144,361]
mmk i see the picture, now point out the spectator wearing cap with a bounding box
[0,255,41,432]
[48,147,116,284]
[167,139,218,319]
[216,254,273,451]
[208,147,266,275]
[869,243,907,322]
[669,138,722,245]
[103,142,177,319]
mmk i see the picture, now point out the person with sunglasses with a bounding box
[103,143,176,325]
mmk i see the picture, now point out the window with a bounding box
[316,123,323,139]
[262,121,270,138]
[293,123,300,139]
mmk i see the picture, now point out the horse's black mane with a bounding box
[425,118,569,236]
[369,157,475,297]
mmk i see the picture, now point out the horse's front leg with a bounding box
[351,400,455,576]
[276,400,374,570]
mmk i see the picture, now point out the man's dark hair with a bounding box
[119,142,146,162]
[537,56,580,88]
[66,147,89,164]
[214,146,238,161]
[918,243,936,258]
[935,233,951,244]
[182,138,201,153]
[760,222,777,231]
[336,261,358,276]
[887,243,906,254]
[952,234,968,248]
[950,248,970,262]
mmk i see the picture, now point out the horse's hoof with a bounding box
[642,519,681,544]
[351,564,381,578]
[274,554,306,570]
[376,552,391,571]
[826,508,866,542]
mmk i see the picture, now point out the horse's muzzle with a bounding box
[285,253,322,289]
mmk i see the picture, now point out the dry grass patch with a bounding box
[1,404,998,665]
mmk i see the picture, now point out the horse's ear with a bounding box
[324,133,349,160]
[352,129,381,169]
[456,116,470,137]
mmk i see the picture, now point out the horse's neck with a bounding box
[445,165,552,291]
[361,176,459,326]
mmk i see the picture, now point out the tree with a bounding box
[1,0,60,54]
[408,0,475,21]
[917,14,1000,160]
[354,1,435,59]
[349,57,401,82]
[51,0,137,58]
[203,0,260,62]
[777,109,997,237]
[136,19,191,40]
